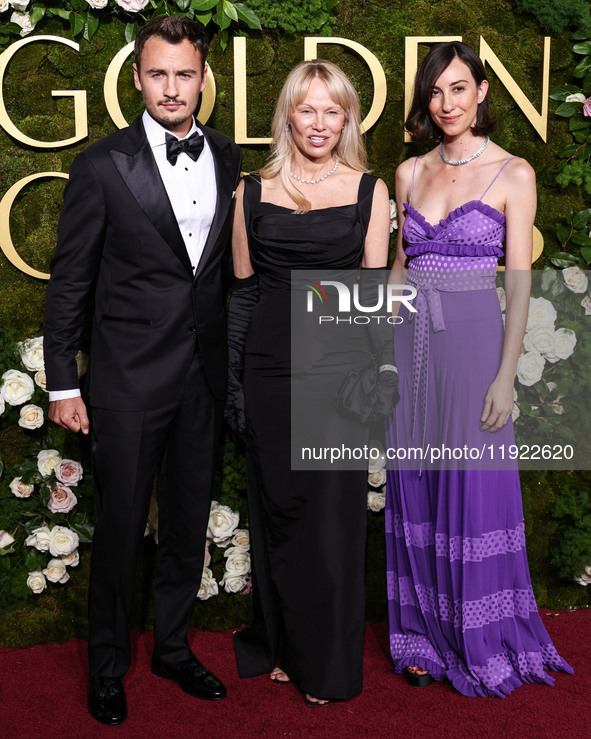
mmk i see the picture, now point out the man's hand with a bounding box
[49,397,90,435]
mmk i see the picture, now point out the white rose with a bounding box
[27,571,47,594]
[54,459,83,486]
[0,1,9,15]
[526,296,557,332]
[0,530,15,548]
[574,564,591,586]
[18,336,44,371]
[9,476,34,498]
[368,443,386,473]
[367,490,386,512]
[546,381,557,392]
[61,549,79,567]
[25,525,51,551]
[43,558,70,584]
[34,370,47,391]
[1,369,34,406]
[368,468,386,488]
[197,566,218,600]
[545,328,577,363]
[389,199,398,233]
[75,351,89,378]
[565,92,587,104]
[496,286,506,312]
[207,501,239,545]
[86,0,108,7]
[231,529,250,550]
[18,404,44,430]
[516,351,545,387]
[581,295,591,316]
[220,572,248,594]
[114,0,149,11]
[48,526,79,557]
[562,266,589,294]
[37,449,61,478]
[523,326,556,357]
[47,483,78,514]
[0,394,4,415]
[10,0,29,11]
[10,11,35,36]
[549,395,565,415]
[223,546,251,576]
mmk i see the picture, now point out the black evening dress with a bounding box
[233,173,379,700]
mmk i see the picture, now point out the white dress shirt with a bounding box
[50,111,217,402]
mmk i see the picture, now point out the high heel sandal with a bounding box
[405,666,434,688]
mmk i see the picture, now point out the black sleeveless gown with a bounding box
[233,173,378,700]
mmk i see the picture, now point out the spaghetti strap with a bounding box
[408,157,419,206]
[479,156,517,200]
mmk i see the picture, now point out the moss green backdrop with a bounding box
[0,0,589,646]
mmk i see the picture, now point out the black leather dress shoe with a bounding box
[88,676,127,725]
[151,654,227,700]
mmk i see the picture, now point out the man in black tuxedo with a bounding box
[43,16,242,726]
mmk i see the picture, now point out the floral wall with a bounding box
[0,0,589,646]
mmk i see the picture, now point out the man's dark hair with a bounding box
[134,15,209,71]
[406,41,498,147]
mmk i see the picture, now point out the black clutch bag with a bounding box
[334,362,398,424]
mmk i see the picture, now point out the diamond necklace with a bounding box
[439,136,490,166]
[290,157,339,184]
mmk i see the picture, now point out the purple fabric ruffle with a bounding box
[403,201,506,258]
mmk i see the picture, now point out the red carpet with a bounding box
[1,610,588,738]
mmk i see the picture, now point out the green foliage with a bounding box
[2,0,591,644]
[0,0,263,53]
[553,208,591,265]
[550,31,591,196]
[552,472,591,579]
[512,0,591,34]
[243,0,338,33]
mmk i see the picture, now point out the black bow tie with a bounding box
[165,132,204,166]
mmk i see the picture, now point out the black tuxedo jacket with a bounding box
[44,115,242,410]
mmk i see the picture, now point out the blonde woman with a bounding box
[226,60,394,705]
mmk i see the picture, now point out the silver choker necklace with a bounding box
[290,157,339,184]
[439,136,490,166]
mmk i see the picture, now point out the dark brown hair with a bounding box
[406,41,498,147]
[134,16,209,71]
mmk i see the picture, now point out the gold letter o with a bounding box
[0,172,68,280]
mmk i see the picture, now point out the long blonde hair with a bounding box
[260,60,368,213]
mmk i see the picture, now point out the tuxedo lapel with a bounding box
[109,117,193,275]
[194,126,235,279]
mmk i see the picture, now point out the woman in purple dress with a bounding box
[386,41,572,696]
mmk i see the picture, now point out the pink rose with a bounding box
[204,538,212,568]
[584,98,591,117]
[241,574,253,595]
[54,459,83,486]
[47,483,77,514]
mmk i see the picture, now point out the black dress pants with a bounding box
[88,351,222,677]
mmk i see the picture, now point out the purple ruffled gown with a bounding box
[385,157,573,697]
